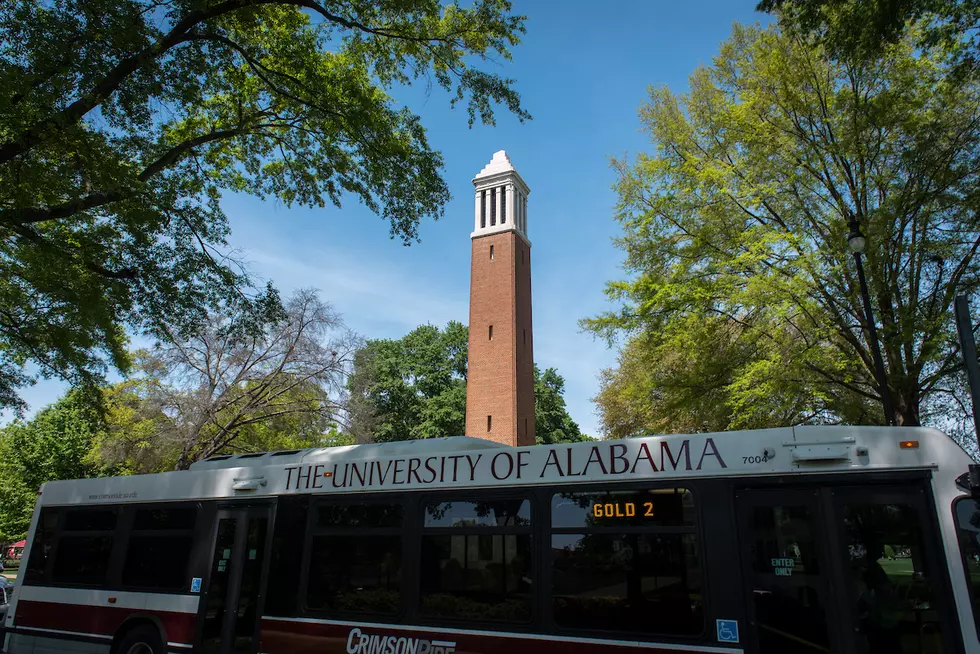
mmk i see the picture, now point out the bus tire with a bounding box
[114,624,165,654]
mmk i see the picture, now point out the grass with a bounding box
[877,558,916,577]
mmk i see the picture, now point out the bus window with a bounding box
[64,508,116,531]
[52,507,118,586]
[839,501,945,653]
[419,498,532,623]
[306,501,403,615]
[550,488,703,636]
[955,498,980,638]
[132,506,196,530]
[317,503,403,528]
[24,508,57,583]
[423,499,530,528]
[266,496,309,617]
[122,505,198,590]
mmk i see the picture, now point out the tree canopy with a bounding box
[347,321,469,442]
[585,23,980,440]
[92,375,352,473]
[0,388,111,541]
[106,288,356,470]
[347,322,588,443]
[534,366,589,445]
[593,320,834,437]
[758,0,980,73]
[0,0,528,412]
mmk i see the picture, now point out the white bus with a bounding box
[3,425,980,654]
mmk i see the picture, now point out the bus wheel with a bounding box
[115,624,165,654]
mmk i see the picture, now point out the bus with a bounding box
[4,425,980,654]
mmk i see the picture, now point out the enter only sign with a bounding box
[772,558,795,576]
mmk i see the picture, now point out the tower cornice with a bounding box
[470,150,530,242]
[473,170,530,196]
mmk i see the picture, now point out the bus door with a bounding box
[735,488,839,654]
[829,485,956,654]
[737,483,959,654]
[198,504,272,654]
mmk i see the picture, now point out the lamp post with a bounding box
[847,217,896,426]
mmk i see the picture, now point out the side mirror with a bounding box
[955,464,980,496]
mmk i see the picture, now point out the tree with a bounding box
[0,388,110,541]
[348,321,469,442]
[93,375,354,473]
[93,378,175,474]
[107,288,358,470]
[348,321,587,443]
[534,366,587,444]
[757,0,980,73]
[584,24,980,438]
[0,0,529,412]
[593,321,877,439]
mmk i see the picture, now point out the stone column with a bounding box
[474,191,482,232]
[495,186,503,227]
[518,194,527,234]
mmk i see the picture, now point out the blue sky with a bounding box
[8,0,770,436]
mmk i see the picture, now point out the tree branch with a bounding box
[1,126,255,226]
[0,0,262,165]
[0,0,478,166]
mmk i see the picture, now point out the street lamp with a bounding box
[847,216,896,426]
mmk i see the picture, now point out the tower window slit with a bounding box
[490,188,496,226]
[490,245,494,261]
[487,415,492,432]
[480,190,486,228]
[501,186,507,224]
[489,324,493,341]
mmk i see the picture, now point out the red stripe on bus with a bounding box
[259,618,726,654]
[15,599,197,644]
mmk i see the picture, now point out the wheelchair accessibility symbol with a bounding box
[716,619,739,643]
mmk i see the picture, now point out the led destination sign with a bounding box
[592,500,655,519]
[553,488,695,527]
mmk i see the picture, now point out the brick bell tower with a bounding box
[465,150,535,447]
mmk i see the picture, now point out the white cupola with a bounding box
[471,150,530,243]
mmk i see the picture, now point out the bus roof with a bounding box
[36,425,976,506]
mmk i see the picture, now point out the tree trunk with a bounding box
[174,431,200,471]
[890,382,921,427]
[174,447,193,471]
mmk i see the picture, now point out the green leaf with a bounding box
[0,0,529,410]
[586,22,980,439]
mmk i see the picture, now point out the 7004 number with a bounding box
[743,453,771,465]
